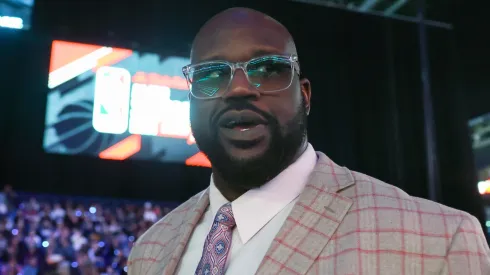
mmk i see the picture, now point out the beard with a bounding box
[191,100,308,190]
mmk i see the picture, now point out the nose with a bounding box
[222,69,260,100]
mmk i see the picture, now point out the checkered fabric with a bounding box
[128,151,490,275]
[195,203,235,275]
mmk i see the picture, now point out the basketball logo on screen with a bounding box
[93,66,131,134]
[43,40,211,167]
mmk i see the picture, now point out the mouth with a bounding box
[216,110,270,143]
[218,110,268,131]
[222,121,262,131]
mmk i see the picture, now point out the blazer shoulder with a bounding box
[348,170,474,229]
[128,190,206,273]
[135,190,205,245]
[345,171,490,272]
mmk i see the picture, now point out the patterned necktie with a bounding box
[195,202,236,275]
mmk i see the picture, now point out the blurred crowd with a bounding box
[0,185,174,275]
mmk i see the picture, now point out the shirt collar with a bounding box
[209,143,317,244]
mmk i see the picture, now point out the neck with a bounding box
[212,141,309,202]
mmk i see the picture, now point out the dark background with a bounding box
[0,0,488,229]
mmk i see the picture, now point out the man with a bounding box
[128,7,490,275]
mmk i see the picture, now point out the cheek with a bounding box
[271,91,303,124]
[190,101,213,130]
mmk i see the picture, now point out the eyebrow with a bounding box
[198,49,285,63]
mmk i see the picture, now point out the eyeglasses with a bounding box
[182,54,300,99]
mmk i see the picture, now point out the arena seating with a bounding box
[0,188,177,275]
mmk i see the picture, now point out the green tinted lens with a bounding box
[189,63,231,98]
[246,56,293,92]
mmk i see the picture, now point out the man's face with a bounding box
[189,17,311,188]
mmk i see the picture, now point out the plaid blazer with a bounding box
[128,152,490,275]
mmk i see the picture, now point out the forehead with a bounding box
[191,22,295,63]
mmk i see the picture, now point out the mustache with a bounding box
[212,101,276,126]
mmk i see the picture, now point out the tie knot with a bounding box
[214,203,236,228]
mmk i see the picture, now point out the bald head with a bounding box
[191,7,297,63]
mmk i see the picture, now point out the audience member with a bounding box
[0,187,173,274]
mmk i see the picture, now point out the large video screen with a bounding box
[43,40,210,167]
[469,112,490,195]
[0,0,34,29]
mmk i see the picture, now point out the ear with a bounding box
[300,78,311,115]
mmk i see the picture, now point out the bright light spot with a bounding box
[0,16,23,29]
[486,221,490,228]
[98,241,105,247]
[71,262,78,268]
[42,241,49,248]
[75,210,82,217]
[478,180,490,195]
[89,207,96,214]
[11,229,18,236]
[124,266,128,272]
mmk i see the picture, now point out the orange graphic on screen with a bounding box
[49,41,101,73]
[185,152,211,168]
[50,40,133,73]
[48,40,133,89]
[99,135,142,160]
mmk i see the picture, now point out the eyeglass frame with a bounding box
[182,54,301,99]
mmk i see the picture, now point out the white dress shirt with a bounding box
[176,143,317,275]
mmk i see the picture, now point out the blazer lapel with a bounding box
[256,152,355,275]
[161,189,210,275]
